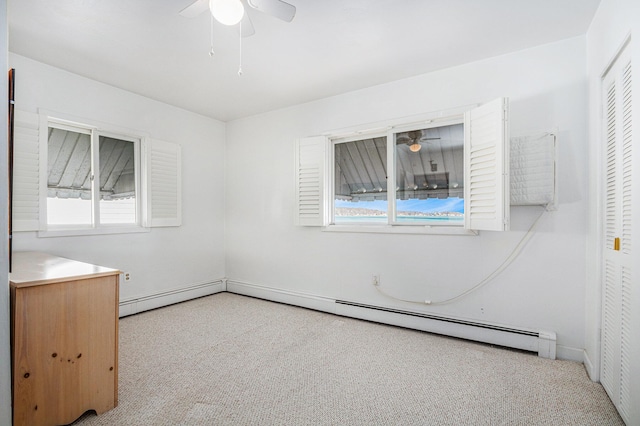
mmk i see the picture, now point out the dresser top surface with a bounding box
[10,251,120,287]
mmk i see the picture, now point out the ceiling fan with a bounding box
[399,130,441,153]
[180,0,296,37]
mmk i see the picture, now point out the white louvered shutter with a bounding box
[294,136,327,226]
[12,110,41,231]
[143,139,182,227]
[464,98,509,231]
[600,43,635,425]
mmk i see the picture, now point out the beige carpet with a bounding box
[71,292,622,425]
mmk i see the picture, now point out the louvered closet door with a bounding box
[601,43,634,424]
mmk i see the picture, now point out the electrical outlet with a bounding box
[372,274,380,286]
[124,272,131,282]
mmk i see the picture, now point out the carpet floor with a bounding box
[71,292,623,425]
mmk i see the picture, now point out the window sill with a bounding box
[322,225,478,236]
[37,226,151,238]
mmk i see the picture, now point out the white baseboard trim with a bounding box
[583,349,599,382]
[119,279,226,317]
[555,345,585,363]
[226,280,336,314]
[129,280,570,362]
[226,280,558,360]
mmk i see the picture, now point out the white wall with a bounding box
[585,0,640,381]
[226,37,589,361]
[1,1,12,423]
[9,54,227,305]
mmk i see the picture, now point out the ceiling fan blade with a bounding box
[179,0,209,18]
[247,0,296,22]
[238,11,256,37]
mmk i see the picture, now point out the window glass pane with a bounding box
[395,123,464,225]
[47,127,93,225]
[99,136,137,224]
[334,137,387,223]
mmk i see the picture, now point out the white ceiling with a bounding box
[8,0,601,122]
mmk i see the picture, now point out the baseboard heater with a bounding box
[334,300,556,359]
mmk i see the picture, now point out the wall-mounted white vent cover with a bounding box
[510,132,556,207]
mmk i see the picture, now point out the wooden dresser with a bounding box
[9,252,120,426]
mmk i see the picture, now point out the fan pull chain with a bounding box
[209,14,215,57]
[238,21,243,76]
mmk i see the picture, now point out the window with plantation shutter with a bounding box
[11,110,182,235]
[294,98,510,233]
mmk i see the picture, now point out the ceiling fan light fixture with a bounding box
[409,143,421,152]
[210,0,245,26]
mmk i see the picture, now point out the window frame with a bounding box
[95,131,141,226]
[39,113,148,237]
[328,115,472,234]
[387,116,465,227]
[330,130,389,226]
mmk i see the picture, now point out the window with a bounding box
[332,121,464,226]
[11,110,182,235]
[394,122,464,225]
[295,98,510,233]
[333,135,388,224]
[46,121,140,229]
